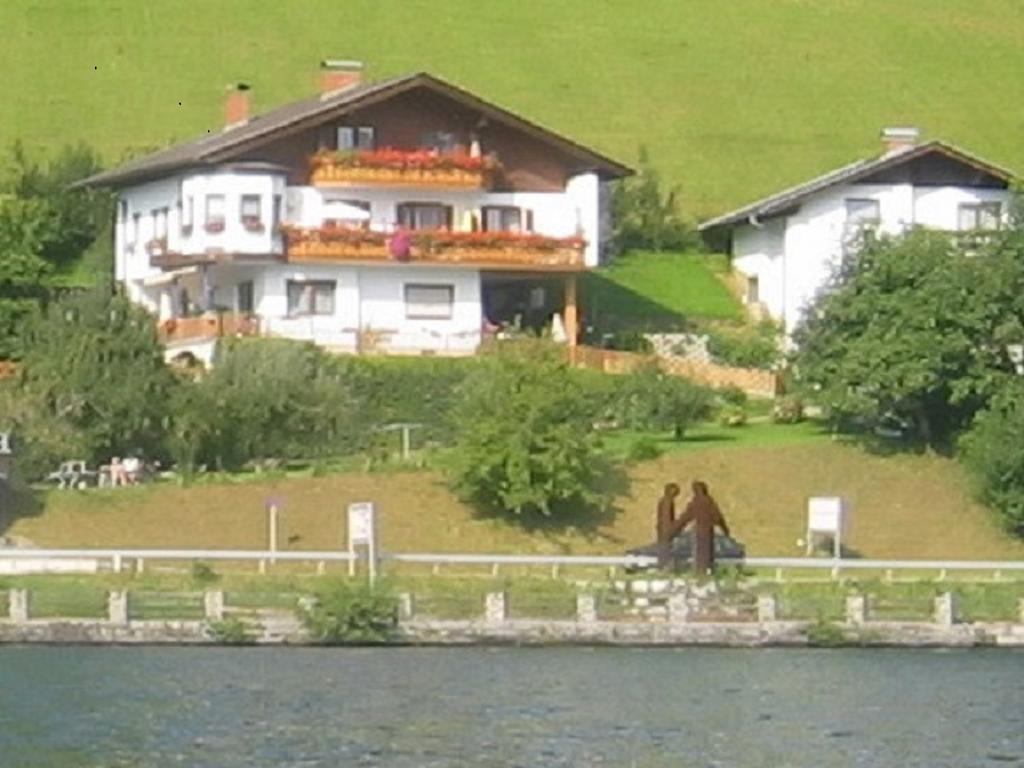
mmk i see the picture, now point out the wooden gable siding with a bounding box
[236,86,582,192]
[859,152,1010,188]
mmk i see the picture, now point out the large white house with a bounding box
[83,62,630,362]
[700,128,1016,335]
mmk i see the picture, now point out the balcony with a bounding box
[284,226,586,271]
[158,313,261,345]
[309,148,499,189]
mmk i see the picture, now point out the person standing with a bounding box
[675,480,731,576]
[655,483,681,570]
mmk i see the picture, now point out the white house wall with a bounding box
[731,182,1011,334]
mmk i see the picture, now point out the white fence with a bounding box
[1,548,1024,579]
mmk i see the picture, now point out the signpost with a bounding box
[806,497,849,559]
[347,501,378,584]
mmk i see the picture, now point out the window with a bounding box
[421,131,458,153]
[396,203,452,231]
[128,213,140,246]
[482,206,532,233]
[287,280,335,316]
[405,284,454,320]
[237,281,255,314]
[240,194,263,231]
[746,275,760,304]
[205,194,226,232]
[118,199,128,223]
[152,208,169,240]
[845,198,881,228]
[272,194,282,230]
[182,196,194,232]
[337,125,375,151]
[324,198,371,228]
[958,202,1002,231]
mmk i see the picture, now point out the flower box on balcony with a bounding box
[242,217,265,233]
[309,148,499,189]
[205,220,225,234]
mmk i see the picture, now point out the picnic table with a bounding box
[45,460,98,490]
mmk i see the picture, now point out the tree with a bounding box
[183,339,356,471]
[612,146,701,252]
[16,289,174,466]
[448,340,604,518]
[960,382,1024,537]
[792,229,1024,447]
[613,363,713,439]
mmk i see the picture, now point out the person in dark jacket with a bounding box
[675,480,731,575]
[655,482,681,570]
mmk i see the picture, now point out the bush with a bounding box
[302,580,396,643]
[206,616,252,644]
[772,396,805,424]
[716,385,748,408]
[960,384,1024,536]
[612,147,702,253]
[705,322,780,370]
[448,340,605,518]
[613,364,713,440]
[718,404,747,427]
[190,561,220,585]
[626,435,663,462]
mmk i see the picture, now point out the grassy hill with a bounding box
[3,1,1024,218]
[9,430,1024,561]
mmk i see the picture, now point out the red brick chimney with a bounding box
[321,60,363,98]
[224,83,251,130]
[881,126,920,155]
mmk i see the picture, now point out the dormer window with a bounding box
[337,126,375,151]
[205,194,226,233]
[240,194,264,232]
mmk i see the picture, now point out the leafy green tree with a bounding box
[187,339,356,471]
[613,363,713,439]
[960,383,1024,536]
[14,289,173,468]
[792,229,1024,447]
[448,340,604,518]
[0,198,56,358]
[612,146,701,252]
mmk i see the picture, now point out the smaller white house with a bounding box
[700,128,1016,335]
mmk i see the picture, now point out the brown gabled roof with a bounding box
[699,140,1017,231]
[81,72,631,188]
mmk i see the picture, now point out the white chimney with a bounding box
[881,126,920,155]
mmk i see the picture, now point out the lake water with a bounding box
[0,646,1021,767]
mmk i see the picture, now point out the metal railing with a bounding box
[2,548,1023,578]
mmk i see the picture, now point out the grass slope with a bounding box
[586,252,741,328]
[4,2,1024,217]
[10,436,1024,561]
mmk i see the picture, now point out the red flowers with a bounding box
[282,224,584,254]
[311,147,499,173]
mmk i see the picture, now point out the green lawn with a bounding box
[3,2,1023,218]
[585,251,742,329]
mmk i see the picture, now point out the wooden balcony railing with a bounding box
[309,148,499,189]
[158,313,260,345]
[284,227,586,271]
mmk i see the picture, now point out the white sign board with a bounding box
[348,502,375,545]
[347,502,378,583]
[806,497,848,558]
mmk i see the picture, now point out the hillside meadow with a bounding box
[9,436,1024,562]
[3,1,1024,217]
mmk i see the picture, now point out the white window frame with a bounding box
[286,280,336,317]
[405,283,454,320]
[958,202,1002,232]
[205,194,226,229]
[337,125,375,151]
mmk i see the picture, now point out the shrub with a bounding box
[302,580,396,643]
[626,435,663,462]
[718,404,747,427]
[448,340,604,517]
[960,384,1024,537]
[613,364,713,440]
[705,322,780,370]
[206,616,252,644]
[612,146,702,253]
[190,561,219,584]
[806,619,851,647]
[716,385,748,408]
[772,396,805,424]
